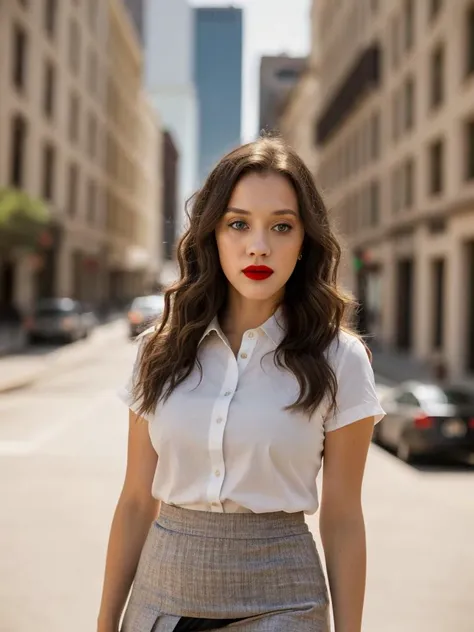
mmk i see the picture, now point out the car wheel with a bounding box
[397,439,415,464]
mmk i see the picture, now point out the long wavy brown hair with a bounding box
[133,136,356,420]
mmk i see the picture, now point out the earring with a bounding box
[298,252,303,261]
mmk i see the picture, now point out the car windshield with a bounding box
[132,296,164,311]
[416,385,474,406]
[35,299,77,316]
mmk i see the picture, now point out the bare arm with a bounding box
[97,411,159,632]
[319,417,374,632]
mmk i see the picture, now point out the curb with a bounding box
[0,320,125,394]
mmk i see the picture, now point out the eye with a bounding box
[272,223,292,233]
[228,220,248,231]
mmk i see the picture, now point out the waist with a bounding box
[157,502,309,540]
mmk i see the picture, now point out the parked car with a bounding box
[127,295,165,338]
[24,298,97,344]
[374,381,474,462]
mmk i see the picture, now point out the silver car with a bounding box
[25,298,97,344]
[127,295,165,338]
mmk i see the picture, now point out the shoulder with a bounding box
[325,329,370,373]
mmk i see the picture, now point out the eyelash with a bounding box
[228,220,293,233]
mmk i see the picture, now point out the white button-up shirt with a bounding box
[118,310,385,515]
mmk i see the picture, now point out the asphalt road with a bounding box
[0,324,473,632]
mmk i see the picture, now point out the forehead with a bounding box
[229,172,298,212]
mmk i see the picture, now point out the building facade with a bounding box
[104,0,162,305]
[0,0,163,317]
[126,0,197,237]
[314,0,474,380]
[194,7,243,184]
[278,2,320,175]
[259,56,306,134]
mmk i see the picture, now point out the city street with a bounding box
[0,325,473,632]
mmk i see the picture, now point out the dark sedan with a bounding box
[374,381,474,462]
[127,295,164,338]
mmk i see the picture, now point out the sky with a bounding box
[189,0,312,141]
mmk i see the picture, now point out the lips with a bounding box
[242,265,274,281]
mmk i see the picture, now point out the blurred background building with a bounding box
[258,55,306,134]
[194,7,243,183]
[125,0,198,244]
[303,0,474,383]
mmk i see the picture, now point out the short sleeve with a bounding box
[117,329,154,422]
[324,335,386,433]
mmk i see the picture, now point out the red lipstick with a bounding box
[242,265,274,281]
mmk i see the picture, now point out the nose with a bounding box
[246,231,270,258]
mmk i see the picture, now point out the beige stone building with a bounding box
[313,0,474,381]
[0,0,162,316]
[279,1,320,175]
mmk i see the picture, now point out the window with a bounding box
[396,391,420,406]
[391,14,401,69]
[10,114,28,188]
[430,44,444,109]
[392,90,402,141]
[87,179,96,223]
[42,143,56,201]
[432,259,445,349]
[67,163,79,216]
[404,157,415,209]
[369,181,380,226]
[391,168,402,214]
[43,60,56,119]
[404,0,415,52]
[88,0,97,30]
[44,0,57,38]
[69,92,80,144]
[467,7,474,77]
[87,49,97,94]
[87,113,97,158]
[69,20,81,75]
[404,76,415,130]
[465,119,474,181]
[429,139,444,195]
[429,0,442,21]
[370,111,380,160]
[12,24,28,92]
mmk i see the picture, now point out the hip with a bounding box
[123,503,329,626]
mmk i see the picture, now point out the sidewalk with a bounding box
[0,317,126,394]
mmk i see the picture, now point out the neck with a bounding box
[220,288,282,339]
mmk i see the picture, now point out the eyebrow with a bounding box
[225,207,298,217]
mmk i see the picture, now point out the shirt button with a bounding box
[248,332,254,339]
[224,391,232,397]
[240,352,248,359]
[215,469,221,477]
[216,417,223,424]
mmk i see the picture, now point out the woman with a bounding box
[97,137,385,632]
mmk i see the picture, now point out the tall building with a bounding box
[194,7,243,183]
[259,56,306,134]
[314,0,474,381]
[0,0,163,317]
[278,2,320,175]
[125,0,198,241]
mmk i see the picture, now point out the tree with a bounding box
[0,187,51,253]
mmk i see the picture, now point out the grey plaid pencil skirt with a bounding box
[120,503,330,632]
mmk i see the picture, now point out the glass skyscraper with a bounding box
[194,7,243,184]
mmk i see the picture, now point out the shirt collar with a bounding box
[198,306,286,347]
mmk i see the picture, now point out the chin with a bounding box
[233,279,283,301]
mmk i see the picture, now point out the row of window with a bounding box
[338,180,381,236]
[12,16,101,104]
[336,119,474,236]
[390,0,443,68]
[319,111,380,189]
[18,0,99,40]
[9,113,101,227]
